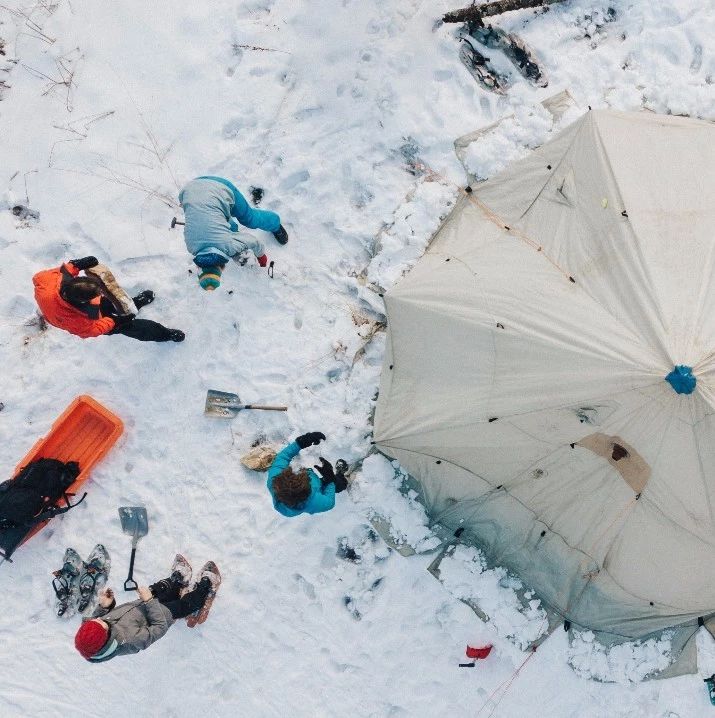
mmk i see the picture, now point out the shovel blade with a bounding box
[205,389,243,419]
[118,506,149,539]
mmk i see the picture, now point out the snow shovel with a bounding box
[118,506,148,592]
[204,389,288,419]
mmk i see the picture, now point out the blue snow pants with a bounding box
[197,176,281,233]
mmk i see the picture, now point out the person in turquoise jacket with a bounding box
[267,432,348,517]
[178,176,289,290]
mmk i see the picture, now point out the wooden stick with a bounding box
[443,0,564,24]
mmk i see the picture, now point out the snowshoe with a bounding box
[458,37,508,94]
[170,553,192,591]
[470,25,547,88]
[186,561,221,628]
[77,544,110,613]
[52,547,83,617]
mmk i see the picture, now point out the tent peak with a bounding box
[665,365,696,395]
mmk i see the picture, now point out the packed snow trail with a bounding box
[0,0,714,716]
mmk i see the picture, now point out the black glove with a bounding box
[295,431,326,449]
[313,457,335,489]
[70,256,99,270]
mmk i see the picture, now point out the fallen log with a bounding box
[443,0,565,24]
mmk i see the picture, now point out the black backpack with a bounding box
[0,459,84,530]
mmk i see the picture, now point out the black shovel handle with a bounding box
[243,404,288,411]
[124,546,138,591]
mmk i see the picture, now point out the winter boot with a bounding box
[186,562,221,627]
[170,556,192,590]
[334,459,349,493]
[132,290,155,309]
[149,578,175,597]
[273,225,289,245]
[196,576,212,600]
[194,565,220,602]
[180,577,213,615]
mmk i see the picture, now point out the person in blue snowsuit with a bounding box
[178,176,289,290]
[267,432,348,517]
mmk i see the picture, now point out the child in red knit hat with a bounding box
[75,564,216,662]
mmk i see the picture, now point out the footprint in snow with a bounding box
[279,170,310,191]
[334,527,391,621]
[292,572,316,600]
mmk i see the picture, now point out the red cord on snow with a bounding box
[476,646,538,718]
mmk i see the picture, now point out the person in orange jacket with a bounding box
[33,256,185,342]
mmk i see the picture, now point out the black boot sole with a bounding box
[273,227,289,245]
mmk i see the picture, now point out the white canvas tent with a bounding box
[373,110,715,666]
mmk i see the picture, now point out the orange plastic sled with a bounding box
[0,395,123,560]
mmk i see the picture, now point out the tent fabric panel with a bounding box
[378,446,493,517]
[595,112,715,363]
[373,110,715,642]
[601,502,715,611]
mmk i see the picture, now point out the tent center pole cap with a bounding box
[665,365,696,394]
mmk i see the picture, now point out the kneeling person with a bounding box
[33,256,184,342]
[178,176,288,291]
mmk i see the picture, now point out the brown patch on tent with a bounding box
[576,433,651,494]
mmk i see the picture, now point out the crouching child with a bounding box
[267,432,348,517]
[178,176,288,291]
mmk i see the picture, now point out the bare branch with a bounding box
[24,169,38,204]
[21,62,57,83]
[51,164,179,209]
[443,0,565,24]
[233,43,290,54]
[22,48,81,111]
[48,136,85,166]
[0,4,57,43]
[52,109,115,137]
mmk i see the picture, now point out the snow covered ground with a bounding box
[0,0,713,716]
